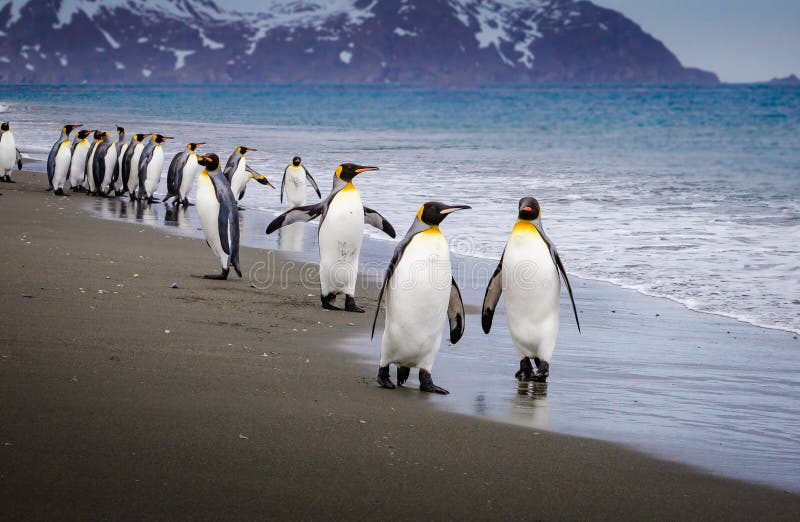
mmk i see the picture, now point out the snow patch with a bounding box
[115,61,125,70]
[339,50,352,64]
[59,55,68,67]
[172,49,194,70]
[98,27,120,49]
[25,63,34,71]
[141,68,152,78]
[393,27,417,37]
[0,56,9,63]
[137,37,148,44]
[197,28,224,50]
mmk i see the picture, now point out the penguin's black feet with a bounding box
[321,293,341,310]
[1,175,16,183]
[397,366,411,387]
[515,357,534,382]
[203,268,229,280]
[344,295,365,313]
[533,359,549,382]
[54,188,69,196]
[377,365,395,389]
[46,184,53,190]
[419,369,449,395]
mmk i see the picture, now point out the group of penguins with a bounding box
[1,121,580,395]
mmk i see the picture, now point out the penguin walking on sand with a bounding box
[281,155,321,207]
[0,121,23,183]
[92,131,118,196]
[371,202,470,394]
[166,142,203,206]
[482,197,580,382]
[111,126,126,195]
[137,134,171,202]
[68,129,93,192]
[47,124,81,192]
[84,130,104,195]
[266,163,396,312]
[223,146,274,203]
[195,153,241,280]
[121,133,148,197]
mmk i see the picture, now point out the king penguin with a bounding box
[371,202,470,394]
[137,133,171,202]
[195,153,241,280]
[266,163,396,312]
[280,155,321,207]
[84,130,104,195]
[121,133,148,197]
[68,129,93,192]
[0,121,23,183]
[47,124,81,192]
[91,131,118,196]
[482,197,580,382]
[111,126,126,195]
[166,142,203,206]
[223,146,273,203]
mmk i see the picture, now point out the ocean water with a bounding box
[3,84,799,335]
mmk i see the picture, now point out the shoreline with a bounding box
[2,171,799,519]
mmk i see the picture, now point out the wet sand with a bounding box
[1,171,799,520]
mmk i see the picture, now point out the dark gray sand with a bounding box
[1,172,798,520]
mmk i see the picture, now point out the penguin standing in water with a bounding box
[166,142,203,206]
[482,197,580,382]
[0,121,23,183]
[47,124,80,192]
[84,130,104,195]
[92,131,118,196]
[266,163,395,312]
[223,146,274,203]
[280,155,321,207]
[371,202,469,394]
[137,134,171,202]
[111,126,126,195]
[121,133,148,197]
[68,129,93,191]
[195,153,241,280]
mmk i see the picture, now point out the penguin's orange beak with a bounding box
[354,166,379,174]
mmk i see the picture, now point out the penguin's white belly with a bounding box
[502,231,561,361]
[115,143,128,189]
[230,162,248,199]
[69,143,88,185]
[318,188,363,295]
[144,147,163,196]
[380,231,451,371]
[101,146,117,191]
[0,133,17,171]
[52,141,71,188]
[284,167,307,206]
[179,156,199,198]
[196,175,227,269]
[128,146,143,192]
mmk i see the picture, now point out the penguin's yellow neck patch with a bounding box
[200,169,208,177]
[420,226,441,236]
[513,220,539,236]
[340,182,356,192]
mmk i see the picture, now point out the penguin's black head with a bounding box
[416,201,471,226]
[518,197,541,221]
[197,153,220,171]
[188,142,204,151]
[153,134,172,144]
[76,129,92,139]
[116,126,125,135]
[64,124,81,135]
[133,133,146,142]
[93,130,103,140]
[336,163,378,182]
[237,146,255,154]
[292,156,301,166]
[1,122,9,131]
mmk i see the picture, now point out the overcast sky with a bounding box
[225,0,799,82]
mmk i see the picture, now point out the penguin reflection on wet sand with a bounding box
[266,163,396,312]
[482,197,580,382]
[195,153,241,280]
[372,202,470,394]
[0,121,23,183]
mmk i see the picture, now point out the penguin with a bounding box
[121,133,148,197]
[481,197,580,382]
[91,131,118,196]
[266,163,396,312]
[371,202,470,394]
[46,124,80,192]
[166,142,203,206]
[137,133,171,202]
[0,121,22,183]
[222,146,274,203]
[280,155,321,207]
[67,129,93,192]
[195,153,241,280]
[84,130,104,195]
[111,126,126,195]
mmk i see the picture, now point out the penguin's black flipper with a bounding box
[303,166,322,198]
[363,207,396,238]
[280,165,289,203]
[166,151,182,198]
[246,166,274,189]
[265,202,324,234]
[46,139,59,186]
[535,223,581,333]
[448,277,466,344]
[15,148,22,170]
[481,251,505,334]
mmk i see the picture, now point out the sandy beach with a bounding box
[1,171,799,520]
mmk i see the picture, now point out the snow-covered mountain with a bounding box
[0,0,719,85]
